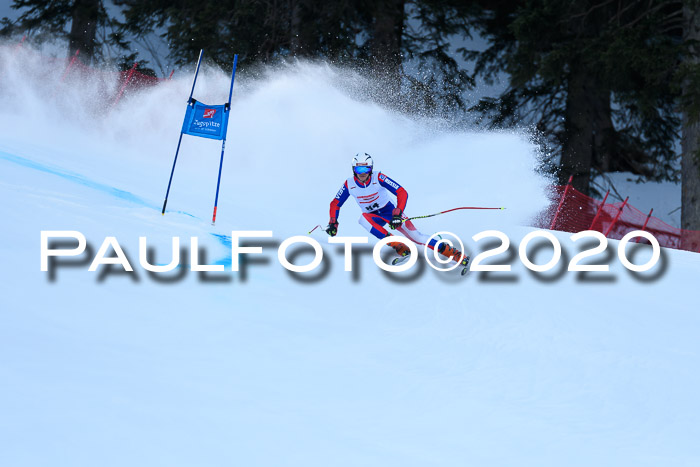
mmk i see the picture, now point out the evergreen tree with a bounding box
[466,0,684,194]
[1,0,116,65]
[402,0,477,116]
[680,1,700,233]
[113,0,367,69]
[115,0,476,116]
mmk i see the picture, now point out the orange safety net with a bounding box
[536,184,700,254]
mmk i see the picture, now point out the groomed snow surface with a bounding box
[1,46,699,466]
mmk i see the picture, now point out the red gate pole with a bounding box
[550,175,573,230]
[60,49,80,82]
[112,61,138,107]
[168,70,175,80]
[604,196,629,237]
[636,208,654,243]
[589,190,610,231]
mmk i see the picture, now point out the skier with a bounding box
[326,153,469,267]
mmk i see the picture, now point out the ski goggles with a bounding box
[353,165,372,174]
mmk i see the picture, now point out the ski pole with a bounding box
[308,224,323,234]
[404,206,505,222]
[309,205,505,234]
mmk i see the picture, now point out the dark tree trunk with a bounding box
[68,0,100,64]
[371,0,405,83]
[561,58,594,193]
[681,4,700,238]
[560,53,614,194]
[591,84,615,174]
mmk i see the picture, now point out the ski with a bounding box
[392,252,469,276]
[459,255,470,276]
[391,255,411,266]
[391,254,411,266]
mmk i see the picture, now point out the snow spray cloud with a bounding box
[4,43,556,276]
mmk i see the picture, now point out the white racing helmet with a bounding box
[352,153,373,175]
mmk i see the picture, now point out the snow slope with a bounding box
[1,46,699,466]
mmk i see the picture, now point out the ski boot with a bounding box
[388,241,410,256]
[388,241,411,266]
[438,243,470,275]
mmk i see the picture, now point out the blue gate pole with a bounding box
[162,132,184,215]
[211,54,238,225]
[162,50,204,215]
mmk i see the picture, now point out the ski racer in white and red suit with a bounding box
[326,153,468,265]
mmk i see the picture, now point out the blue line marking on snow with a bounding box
[0,150,198,219]
[0,151,155,208]
[212,234,232,267]
[0,150,233,268]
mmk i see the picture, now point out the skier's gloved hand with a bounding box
[326,218,339,237]
[389,208,403,230]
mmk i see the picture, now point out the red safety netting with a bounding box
[67,56,169,103]
[536,183,700,254]
[14,44,171,105]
